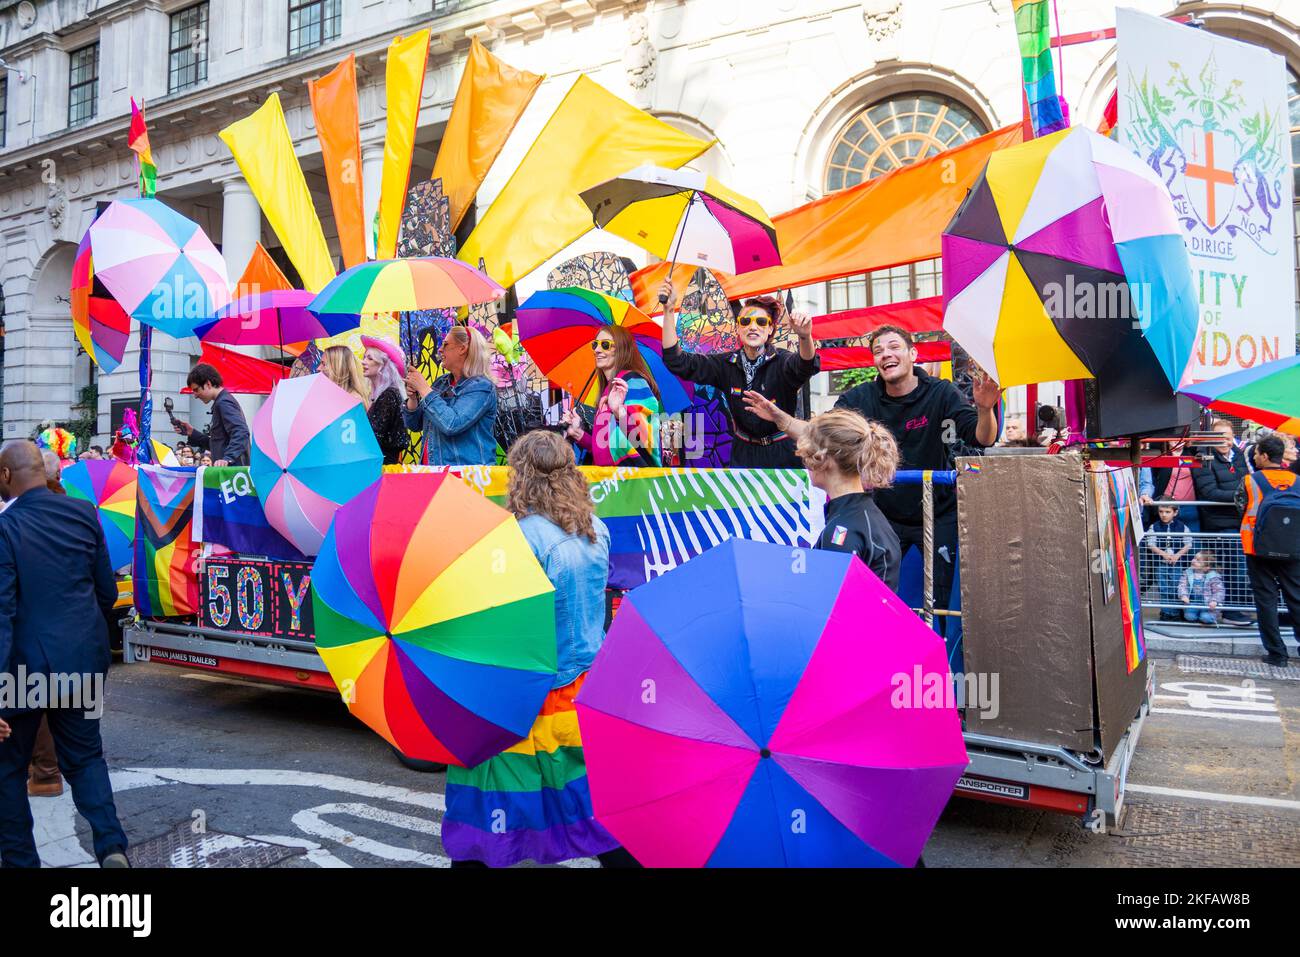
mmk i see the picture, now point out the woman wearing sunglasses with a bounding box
[562,325,663,467]
[659,280,818,468]
[403,325,499,466]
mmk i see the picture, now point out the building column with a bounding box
[220,175,261,286]
[361,142,384,260]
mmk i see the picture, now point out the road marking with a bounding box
[291,803,448,867]
[1151,707,1281,723]
[1128,783,1300,812]
[247,835,351,868]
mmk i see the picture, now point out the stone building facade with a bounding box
[0,0,1296,444]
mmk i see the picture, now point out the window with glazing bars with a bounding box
[288,0,341,56]
[169,3,210,93]
[68,44,99,127]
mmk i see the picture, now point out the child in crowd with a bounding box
[1179,550,1226,625]
[1146,496,1192,622]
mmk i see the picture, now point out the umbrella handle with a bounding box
[657,200,693,305]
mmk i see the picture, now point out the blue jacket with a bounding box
[0,488,117,710]
[518,513,610,688]
[403,373,498,466]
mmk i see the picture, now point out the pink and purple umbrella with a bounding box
[87,198,230,339]
[576,538,968,867]
[195,290,359,348]
[249,374,383,556]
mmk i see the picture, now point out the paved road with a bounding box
[27,653,1300,867]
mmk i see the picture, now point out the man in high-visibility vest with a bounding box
[1235,434,1300,667]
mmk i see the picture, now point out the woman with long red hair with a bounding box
[562,325,663,467]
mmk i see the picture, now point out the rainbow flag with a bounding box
[1107,471,1146,672]
[129,97,157,198]
[133,465,199,617]
[1013,0,1068,137]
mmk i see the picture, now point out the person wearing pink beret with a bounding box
[361,336,410,464]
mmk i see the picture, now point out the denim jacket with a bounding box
[518,513,610,688]
[402,373,498,466]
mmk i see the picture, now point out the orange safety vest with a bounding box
[1240,467,1299,556]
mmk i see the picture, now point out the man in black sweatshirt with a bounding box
[174,363,250,467]
[745,326,999,622]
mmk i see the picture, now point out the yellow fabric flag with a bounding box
[459,76,711,287]
[432,37,543,233]
[219,94,335,292]
[376,30,431,260]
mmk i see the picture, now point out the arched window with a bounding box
[823,92,987,192]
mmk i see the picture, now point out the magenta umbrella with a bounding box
[195,290,358,349]
[576,538,968,867]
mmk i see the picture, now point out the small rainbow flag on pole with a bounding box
[128,97,157,198]
[1013,0,1069,137]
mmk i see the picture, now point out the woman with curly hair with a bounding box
[799,409,902,591]
[442,430,637,868]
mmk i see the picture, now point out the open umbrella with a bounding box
[87,198,230,338]
[576,538,967,867]
[1180,356,1300,436]
[196,290,358,350]
[308,257,503,326]
[311,472,558,766]
[250,374,383,557]
[942,126,1197,390]
[70,230,131,373]
[581,165,781,286]
[63,459,137,572]
[516,287,692,413]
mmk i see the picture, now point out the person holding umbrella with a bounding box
[562,325,664,467]
[361,337,411,465]
[443,430,636,868]
[658,280,818,468]
[403,325,498,466]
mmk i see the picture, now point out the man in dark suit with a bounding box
[0,440,129,867]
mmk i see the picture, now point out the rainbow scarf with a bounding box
[442,673,619,866]
[129,97,157,198]
[1013,0,1068,137]
[133,465,199,617]
[592,371,661,467]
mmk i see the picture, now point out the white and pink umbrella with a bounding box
[249,374,382,556]
[87,198,230,339]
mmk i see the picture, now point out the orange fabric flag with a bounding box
[630,124,1023,310]
[432,37,543,233]
[233,242,293,301]
[308,55,367,270]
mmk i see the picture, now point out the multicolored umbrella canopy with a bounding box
[63,460,137,572]
[250,374,383,557]
[516,287,692,413]
[942,126,1197,390]
[581,164,781,276]
[576,539,968,867]
[87,198,230,338]
[70,231,131,373]
[196,290,358,346]
[311,473,558,766]
[1180,356,1300,436]
[308,258,503,325]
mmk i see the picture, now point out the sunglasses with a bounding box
[591,339,616,352]
[737,314,771,328]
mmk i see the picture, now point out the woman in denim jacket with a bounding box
[403,325,498,466]
[442,430,637,868]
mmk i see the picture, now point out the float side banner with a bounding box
[1117,7,1296,379]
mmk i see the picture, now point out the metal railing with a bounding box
[1137,500,1264,618]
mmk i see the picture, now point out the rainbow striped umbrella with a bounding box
[63,459,137,572]
[70,231,131,373]
[308,258,503,323]
[87,198,230,338]
[1180,356,1300,436]
[196,290,358,347]
[581,165,781,277]
[516,287,692,413]
[311,472,558,766]
[250,374,383,557]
